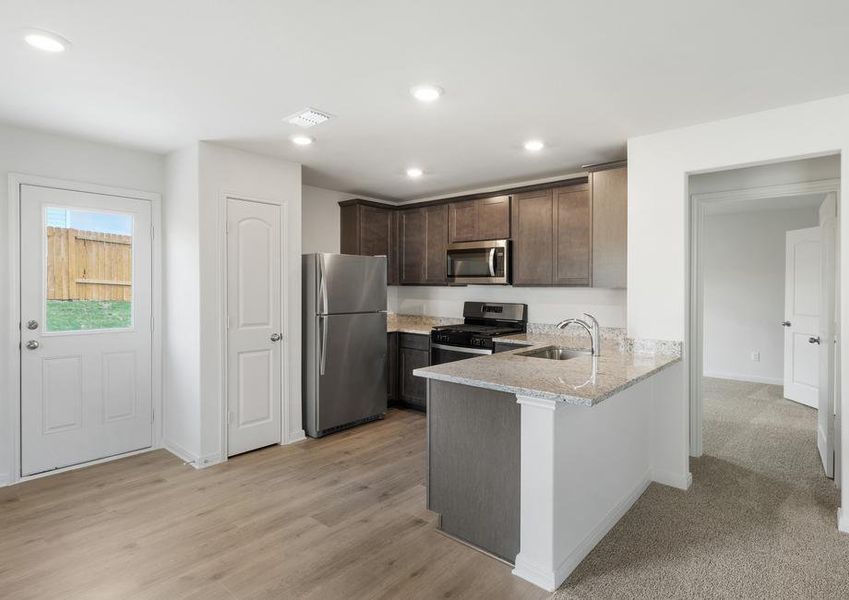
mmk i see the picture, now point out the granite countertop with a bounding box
[386,313,461,335]
[413,333,681,407]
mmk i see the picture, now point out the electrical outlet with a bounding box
[751,351,760,362]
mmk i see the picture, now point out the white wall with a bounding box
[390,286,626,328]
[197,143,302,461]
[702,208,818,384]
[626,93,849,526]
[163,145,201,460]
[0,122,164,484]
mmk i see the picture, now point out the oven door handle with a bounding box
[431,343,493,355]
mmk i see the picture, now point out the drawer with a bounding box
[400,332,430,351]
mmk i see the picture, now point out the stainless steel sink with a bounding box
[515,346,591,360]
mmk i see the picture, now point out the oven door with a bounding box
[431,343,493,365]
[446,240,509,285]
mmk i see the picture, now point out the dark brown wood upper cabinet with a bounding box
[400,208,427,284]
[591,166,627,288]
[340,171,625,289]
[477,195,511,240]
[553,184,592,286]
[448,195,510,243]
[511,189,554,285]
[339,200,398,284]
[424,204,449,284]
[449,200,478,243]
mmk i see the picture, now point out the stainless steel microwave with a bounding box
[446,240,510,285]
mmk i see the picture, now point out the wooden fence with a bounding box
[47,227,132,301]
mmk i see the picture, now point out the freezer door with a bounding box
[317,253,387,314]
[315,312,387,434]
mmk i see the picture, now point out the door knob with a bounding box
[781,321,791,327]
[809,336,821,345]
[25,340,39,350]
[270,333,282,342]
[26,320,39,330]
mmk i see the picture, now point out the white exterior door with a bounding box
[817,195,837,478]
[226,198,282,456]
[20,184,152,476]
[783,226,821,408]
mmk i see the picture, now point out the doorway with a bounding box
[17,182,155,477]
[225,197,283,456]
[689,156,840,484]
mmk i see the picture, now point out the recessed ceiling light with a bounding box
[406,167,424,179]
[524,139,545,152]
[410,85,443,103]
[24,29,70,53]
[291,135,313,146]
[284,108,333,128]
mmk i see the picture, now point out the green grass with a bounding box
[46,300,132,331]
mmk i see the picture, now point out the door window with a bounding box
[44,207,134,332]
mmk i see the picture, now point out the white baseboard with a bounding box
[163,439,199,465]
[512,555,558,592]
[703,371,783,386]
[839,508,849,534]
[286,429,306,444]
[652,468,692,490]
[513,471,652,592]
[0,472,10,488]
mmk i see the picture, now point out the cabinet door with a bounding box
[477,195,511,240]
[400,208,426,284]
[339,204,360,254]
[591,167,627,288]
[359,205,391,258]
[388,332,398,402]
[424,204,449,284]
[400,347,429,408]
[512,189,553,285]
[554,185,592,286]
[449,200,478,243]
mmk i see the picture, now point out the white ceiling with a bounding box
[2,1,849,201]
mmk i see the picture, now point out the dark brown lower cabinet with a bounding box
[388,333,398,402]
[395,333,429,410]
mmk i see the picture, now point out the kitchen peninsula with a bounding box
[415,333,683,591]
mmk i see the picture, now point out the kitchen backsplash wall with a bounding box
[388,285,626,328]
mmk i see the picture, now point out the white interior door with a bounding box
[783,226,821,408]
[226,198,282,456]
[817,194,837,478]
[20,184,152,476]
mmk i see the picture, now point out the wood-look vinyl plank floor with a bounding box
[0,409,551,600]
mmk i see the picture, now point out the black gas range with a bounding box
[430,302,528,365]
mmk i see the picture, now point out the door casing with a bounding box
[7,173,162,485]
[689,177,840,457]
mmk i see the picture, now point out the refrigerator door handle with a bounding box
[318,254,329,315]
[319,315,328,375]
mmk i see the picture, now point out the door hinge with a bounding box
[150,315,155,332]
[151,409,155,424]
[227,411,235,425]
[150,225,155,240]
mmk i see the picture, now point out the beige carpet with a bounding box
[554,377,849,600]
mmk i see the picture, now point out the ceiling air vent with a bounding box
[285,108,333,128]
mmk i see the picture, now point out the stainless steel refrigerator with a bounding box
[303,253,388,438]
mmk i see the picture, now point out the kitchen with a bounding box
[3,3,849,598]
[302,162,682,591]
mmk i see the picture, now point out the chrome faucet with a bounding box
[556,313,601,356]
